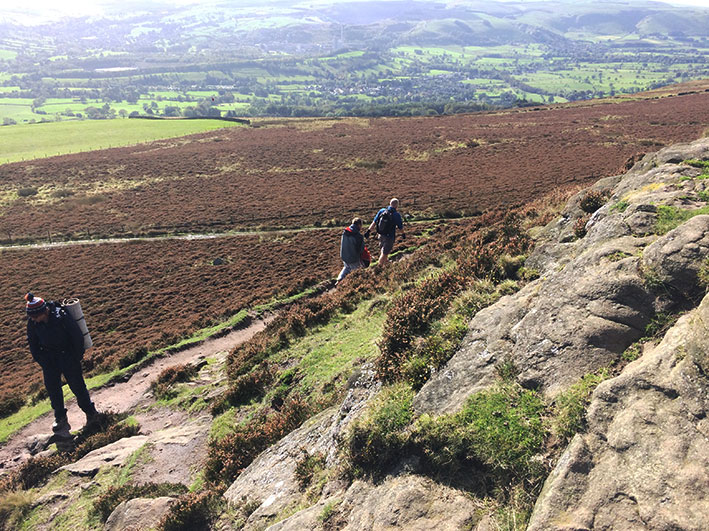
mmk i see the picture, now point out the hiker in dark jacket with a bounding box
[25,293,100,435]
[336,217,366,284]
[366,197,405,266]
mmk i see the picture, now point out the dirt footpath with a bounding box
[0,318,269,475]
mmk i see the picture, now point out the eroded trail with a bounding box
[0,317,270,475]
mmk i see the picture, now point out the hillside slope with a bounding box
[221,137,709,529]
[1,136,708,529]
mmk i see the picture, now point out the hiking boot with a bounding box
[52,415,71,436]
[83,409,102,430]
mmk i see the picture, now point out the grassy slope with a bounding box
[0,119,245,163]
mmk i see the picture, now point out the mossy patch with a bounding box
[654,204,709,235]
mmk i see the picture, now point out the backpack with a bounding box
[360,246,371,268]
[376,209,394,235]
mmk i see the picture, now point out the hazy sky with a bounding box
[0,0,708,19]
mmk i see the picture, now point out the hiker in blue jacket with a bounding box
[337,217,366,284]
[366,198,405,266]
[25,292,100,436]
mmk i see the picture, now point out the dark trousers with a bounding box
[41,353,94,419]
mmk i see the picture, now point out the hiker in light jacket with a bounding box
[336,217,365,284]
[25,292,100,436]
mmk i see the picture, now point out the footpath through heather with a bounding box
[0,317,270,476]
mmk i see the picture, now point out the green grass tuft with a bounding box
[551,370,608,443]
[655,205,709,235]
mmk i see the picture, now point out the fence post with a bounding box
[47,231,52,244]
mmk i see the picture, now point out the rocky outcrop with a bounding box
[219,138,709,530]
[415,137,709,413]
[60,435,149,477]
[528,292,709,530]
[105,496,176,531]
[223,364,380,528]
[270,475,478,531]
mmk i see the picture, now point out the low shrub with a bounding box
[346,383,414,478]
[157,490,221,531]
[204,396,311,489]
[644,312,678,339]
[497,254,527,280]
[377,214,532,384]
[210,364,273,415]
[353,159,385,170]
[376,270,462,382]
[151,363,200,399]
[699,258,709,291]
[573,215,589,238]
[294,450,326,490]
[92,483,188,522]
[579,189,610,213]
[118,346,149,369]
[0,491,34,530]
[0,394,25,419]
[17,187,38,197]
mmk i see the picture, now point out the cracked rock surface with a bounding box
[416,137,709,413]
[528,291,709,531]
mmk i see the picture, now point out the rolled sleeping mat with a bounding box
[62,298,93,350]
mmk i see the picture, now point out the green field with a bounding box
[0,119,246,163]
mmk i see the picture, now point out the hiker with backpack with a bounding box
[337,217,369,285]
[365,198,406,266]
[25,293,101,438]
